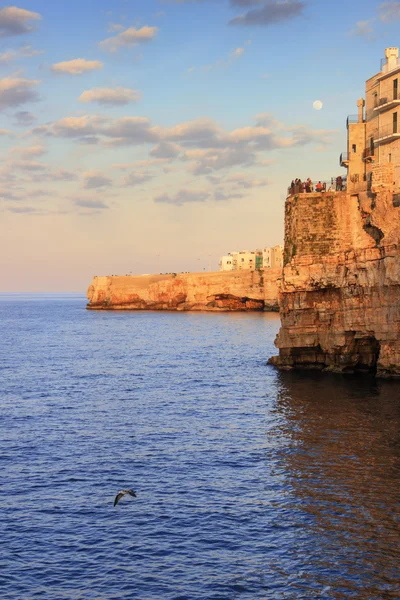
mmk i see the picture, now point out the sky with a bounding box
[0,0,399,291]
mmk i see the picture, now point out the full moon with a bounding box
[313,100,323,111]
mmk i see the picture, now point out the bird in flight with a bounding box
[114,489,137,507]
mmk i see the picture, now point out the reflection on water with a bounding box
[272,372,400,599]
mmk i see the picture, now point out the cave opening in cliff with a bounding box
[352,336,380,374]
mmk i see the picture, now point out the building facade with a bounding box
[341,47,400,191]
[219,246,283,271]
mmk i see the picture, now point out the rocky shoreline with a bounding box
[86,270,281,312]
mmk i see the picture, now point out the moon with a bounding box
[313,100,323,111]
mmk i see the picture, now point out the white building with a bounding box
[219,245,283,271]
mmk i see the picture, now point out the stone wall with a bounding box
[270,188,400,377]
[87,269,281,312]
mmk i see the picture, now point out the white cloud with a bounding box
[83,169,113,189]
[0,6,41,37]
[379,1,400,21]
[14,110,36,126]
[0,51,15,64]
[79,86,141,106]
[348,19,375,40]
[74,198,109,210]
[51,58,103,75]
[122,171,154,186]
[154,188,210,206]
[149,141,181,158]
[11,144,46,158]
[100,26,158,52]
[0,77,40,110]
[231,47,244,57]
[19,45,44,57]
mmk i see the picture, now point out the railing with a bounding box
[287,178,347,196]
[381,57,400,73]
[373,92,400,110]
[363,147,375,160]
[375,122,400,142]
[340,152,349,166]
[346,114,359,128]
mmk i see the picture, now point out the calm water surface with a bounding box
[1,295,400,599]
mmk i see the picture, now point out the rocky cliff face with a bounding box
[270,185,400,377]
[87,269,281,312]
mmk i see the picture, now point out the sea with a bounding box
[1,294,400,600]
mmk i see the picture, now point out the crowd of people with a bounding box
[288,176,345,195]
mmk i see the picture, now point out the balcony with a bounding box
[363,147,375,162]
[346,115,359,128]
[375,122,400,144]
[340,152,349,167]
[373,92,400,113]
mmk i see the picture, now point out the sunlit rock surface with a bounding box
[87,269,281,312]
[270,188,400,377]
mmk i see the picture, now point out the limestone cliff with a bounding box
[87,269,281,312]
[270,184,400,377]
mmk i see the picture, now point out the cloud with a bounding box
[231,47,245,57]
[51,58,103,75]
[227,172,270,187]
[122,171,154,186]
[379,1,400,21]
[0,6,41,37]
[348,19,375,39]
[79,86,141,106]
[14,110,36,125]
[7,206,37,213]
[0,51,15,64]
[100,26,158,52]
[154,188,210,206]
[229,0,305,26]
[82,169,112,189]
[19,45,44,57]
[32,112,335,172]
[11,144,46,158]
[0,45,43,64]
[50,168,78,181]
[0,76,40,109]
[74,198,109,210]
[11,159,47,171]
[32,115,106,138]
[0,127,12,135]
[149,141,181,158]
[199,45,245,72]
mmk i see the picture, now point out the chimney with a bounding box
[385,47,399,71]
[357,98,365,123]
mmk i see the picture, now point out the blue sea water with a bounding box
[1,294,400,600]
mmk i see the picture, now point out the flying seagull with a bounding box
[114,489,137,507]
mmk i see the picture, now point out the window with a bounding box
[394,79,398,100]
[352,144,356,153]
[374,92,378,108]
[389,153,392,162]
[394,112,398,134]
[370,137,374,155]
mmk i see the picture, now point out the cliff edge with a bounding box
[269,179,400,377]
[87,269,281,312]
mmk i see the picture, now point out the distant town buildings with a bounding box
[219,246,283,272]
[340,47,400,192]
